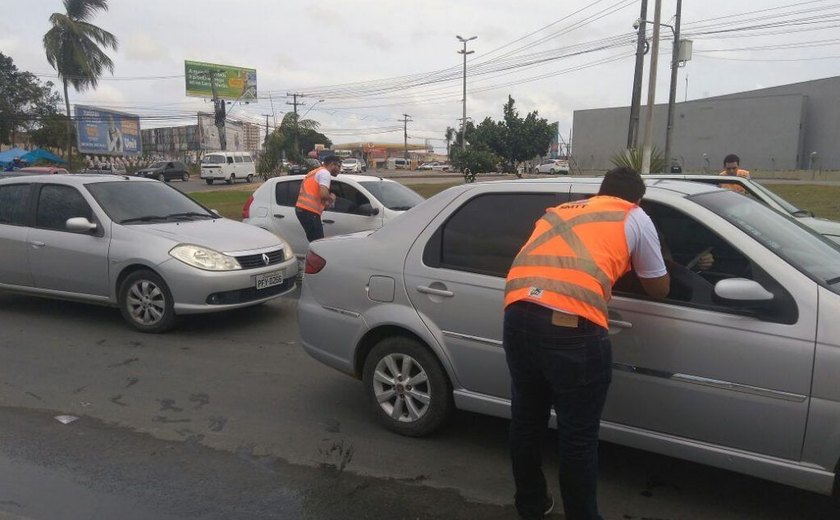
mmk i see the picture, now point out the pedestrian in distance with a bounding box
[503,167,670,520]
[719,153,750,194]
[295,155,341,242]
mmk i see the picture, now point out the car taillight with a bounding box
[242,195,254,219]
[305,251,326,274]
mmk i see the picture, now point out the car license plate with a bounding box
[255,271,283,290]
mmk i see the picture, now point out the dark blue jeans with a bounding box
[503,301,612,520]
[295,208,324,242]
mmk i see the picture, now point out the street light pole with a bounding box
[641,0,662,174]
[627,0,648,149]
[664,0,683,173]
[457,35,477,152]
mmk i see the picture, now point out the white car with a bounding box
[418,161,451,172]
[533,159,569,174]
[200,151,256,185]
[340,158,366,173]
[242,174,424,260]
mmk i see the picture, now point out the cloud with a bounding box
[124,32,169,62]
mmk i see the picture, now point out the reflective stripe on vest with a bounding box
[504,196,634,329]
[296,168,324,215]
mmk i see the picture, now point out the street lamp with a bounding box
[301,99,325,120]
[457,35,477,152]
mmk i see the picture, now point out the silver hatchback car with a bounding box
[0,175,297,332]
[298,178,840,496]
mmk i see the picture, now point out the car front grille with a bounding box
[235,249,285,269]
[206,278,296,305]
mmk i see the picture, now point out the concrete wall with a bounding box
[572,76,840,172]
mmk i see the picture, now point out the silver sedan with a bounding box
[0,174,297,332]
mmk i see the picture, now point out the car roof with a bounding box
[438,177,722,197]
[0,173,149,185]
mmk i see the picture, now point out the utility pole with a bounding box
[261,113,271,147]
[664,0,683,174]
[641,0,663,174]
[457,35,477,152]
[286,92,305,158]
[627,0,648,149]
[398,113,412,159]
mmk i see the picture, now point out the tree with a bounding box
[444,126,455,159]
[0,53,63,145]
[610,147,666,173]
[260,112,332,169]
[43,0,118,163]
[461,96,554,172]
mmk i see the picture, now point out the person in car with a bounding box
[294,155,341,242]
[503,167,670,520]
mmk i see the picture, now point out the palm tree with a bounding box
[43,0,118,164]
[445,126,455,160]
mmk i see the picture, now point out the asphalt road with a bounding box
[0,290,837,520]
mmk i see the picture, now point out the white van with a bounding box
[386,157,411,170]
[200,151,256,185]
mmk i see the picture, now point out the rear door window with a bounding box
[0,184,30,226]
[275,180,302,207]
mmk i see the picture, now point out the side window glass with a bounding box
[425,192,567,277]
[0,184,30,226]
[234,155,243,163]
[275,180,301,207]
[330,182,370,214]
[226,156,234,164]
[36,185,93,231]
[243,156,253,163]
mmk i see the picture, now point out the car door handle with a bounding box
[417,285,454,297]
[29,241,46,248]
[273,214,285,218]
[323,219,335,224]
[609,319,633,329]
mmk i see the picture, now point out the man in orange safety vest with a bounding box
[295,155,342,242]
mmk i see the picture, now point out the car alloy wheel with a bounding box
[226,174,235,185]
[363,337,452,436]
[157,173,165,182]
[118,270,176,333]
[181,172,189,182]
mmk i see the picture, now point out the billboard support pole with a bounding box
[208,72,227,151]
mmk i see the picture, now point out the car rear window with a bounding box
[358,181,423,210]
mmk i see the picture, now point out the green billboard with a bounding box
[184,60,257,102]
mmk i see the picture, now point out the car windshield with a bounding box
[745,180,805,215]
[693,189,840,295]
[86,181,215,224]
[358,181,424,211]
[343,159,358,164]
[202,155,224,164]
[149,162,166,168]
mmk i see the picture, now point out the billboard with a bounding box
[185,60,257,102]
[197,112,245,151]
[74,105,141,156]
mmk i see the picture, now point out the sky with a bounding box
[4,0,840,152]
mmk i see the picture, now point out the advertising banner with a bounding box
[197,113,245,151]
[185,60,257,102]
[75,105,141,156]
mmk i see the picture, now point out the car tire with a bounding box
[206,179,213,185]
[227,174,235,185]
[362,336,453,437]
[246,174,253,183]
[157,173,165,182]
[181,172,189,182]
[550,169,556,175]
[118,270,176,333]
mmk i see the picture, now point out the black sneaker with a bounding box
[543,494,554,516]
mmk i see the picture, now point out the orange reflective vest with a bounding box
[719,168,750,194]
[504,196,635,329]
[296,168,326,215]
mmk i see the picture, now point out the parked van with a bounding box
[386,157,411,170]
[200,151,256,185]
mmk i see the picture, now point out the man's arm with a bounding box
[639,275,670,299]
[627,208,670,299]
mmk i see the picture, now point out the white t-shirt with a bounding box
[624,206,668,279]
[314,167,331,188]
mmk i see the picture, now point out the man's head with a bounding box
[723,153,740,175]
[598,167,646,203]
[322,155,341,176]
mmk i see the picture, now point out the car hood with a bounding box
[128,218,281,252]
[799,216,840,238]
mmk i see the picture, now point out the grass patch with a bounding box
[763,184,840,221]
[404,182,460,199]
[191,190,253,220]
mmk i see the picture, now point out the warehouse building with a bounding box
[572,75,840,172]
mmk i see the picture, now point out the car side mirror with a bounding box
[66,217,98,233]
[357,203,380,216]
[714,278,774,307]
